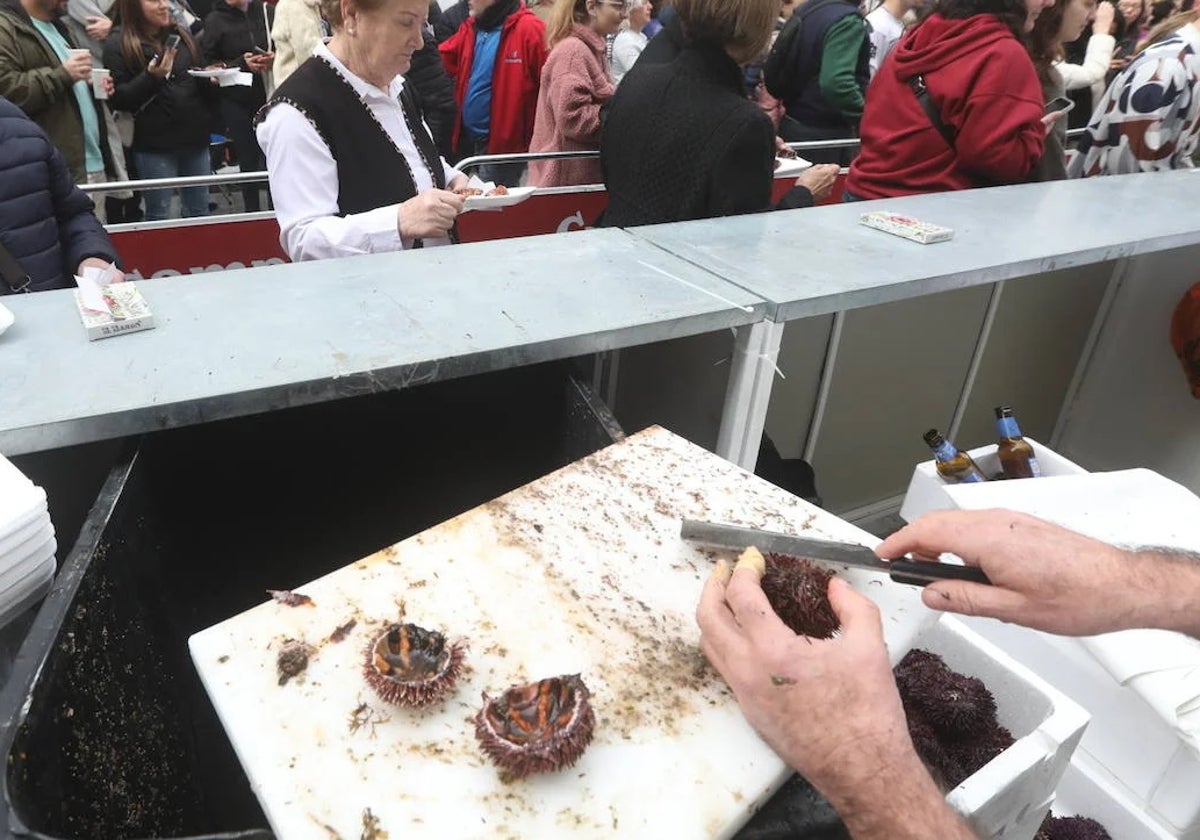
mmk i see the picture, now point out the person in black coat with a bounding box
[433,0,468,43]
[105,0,217,219]
[200,0,273,211]
[599,0,838,227]
[0,96,120,294]
[408,27,458,160]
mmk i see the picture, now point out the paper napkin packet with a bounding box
[860,211,954,244]
[73,267,154,341]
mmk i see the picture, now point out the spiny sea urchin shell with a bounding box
[474,674,595,783]
[895,649,996,738]
[362,623,466,707]
[761,553,840,639]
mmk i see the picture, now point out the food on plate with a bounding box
[452,184,510,198]
[475,674,595,782]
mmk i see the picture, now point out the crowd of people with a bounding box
[1,0,1199,272]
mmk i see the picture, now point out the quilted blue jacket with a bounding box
[0,95,116,294]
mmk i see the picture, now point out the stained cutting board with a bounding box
[189,427,935,839]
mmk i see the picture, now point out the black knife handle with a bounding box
[887,560,992,588]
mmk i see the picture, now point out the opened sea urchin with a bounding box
[474,674,595,783]
[362,623,466,707]
[761,552,840,639]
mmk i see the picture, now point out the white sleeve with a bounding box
[256,102,407,262]
[611,31,646,83]
[1055,33,1115,91]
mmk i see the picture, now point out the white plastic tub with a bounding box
[919,616,1090,840]
[899,437,1086,522]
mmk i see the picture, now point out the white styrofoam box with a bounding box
[899,438,1086,522]
[1054,754,1175,840]
[962,614,1200,839]
[920,616,1090,840]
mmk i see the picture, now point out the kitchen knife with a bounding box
[680,519,991,588]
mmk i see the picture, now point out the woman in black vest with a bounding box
[255,0,467,261]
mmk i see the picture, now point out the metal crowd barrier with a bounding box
[78,130,1089,197]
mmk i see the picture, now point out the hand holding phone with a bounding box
[1044,95,1074,116]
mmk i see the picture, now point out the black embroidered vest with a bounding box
[256,56,447,219]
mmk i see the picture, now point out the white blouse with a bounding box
[256,42,460,262]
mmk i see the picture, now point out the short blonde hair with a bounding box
[675,0,776,64]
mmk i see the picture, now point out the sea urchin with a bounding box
[761,552,840,639]
[362,623,466,708]
[474,674,596,783]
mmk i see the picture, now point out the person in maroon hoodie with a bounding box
[845,0,1059,199]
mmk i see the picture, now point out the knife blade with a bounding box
[680,519,991,588]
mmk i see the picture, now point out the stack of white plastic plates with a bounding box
[0,455,56,629]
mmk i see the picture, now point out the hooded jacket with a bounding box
[439,4,546,155]
[846,13,1044,198]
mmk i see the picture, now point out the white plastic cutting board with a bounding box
[189,427,935,840]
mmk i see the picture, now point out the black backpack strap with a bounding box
[0,238,32,294]
[908,74,956,149]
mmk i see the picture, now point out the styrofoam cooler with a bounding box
[1053,753,1176,840]
[899,438,1086,523]
[919,616,1089,840]
[900,436,1200,840]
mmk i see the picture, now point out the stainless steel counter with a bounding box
[0,229,763,455]
[3,172,1198,462]
[629,170,1200,322]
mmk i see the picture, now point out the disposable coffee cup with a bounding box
[91,67,110,99]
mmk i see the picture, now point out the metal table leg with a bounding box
[716,320,785,471]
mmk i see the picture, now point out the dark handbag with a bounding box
[0,238,31,294]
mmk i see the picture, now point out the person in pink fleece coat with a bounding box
[527,0,625,186]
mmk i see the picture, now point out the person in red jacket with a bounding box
[846,0,1060,199]
[439,0,547,186]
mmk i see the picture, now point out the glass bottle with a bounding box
[923,429,986,483]
[994,406,1042,479]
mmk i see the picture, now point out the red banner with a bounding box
[108,178,845,278]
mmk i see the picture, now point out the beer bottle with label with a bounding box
[923,429,987,483]
[994,406,1042,479]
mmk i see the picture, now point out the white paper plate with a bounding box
[0,301,13,337]
[461,186,536,212]
[0,514,51,566]
[0,530,54,594]
[773,155,814,178]
[0,553,54,631]
[188,67,240,79]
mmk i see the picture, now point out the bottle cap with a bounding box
[923,429,944,447]
[995,406,1014,419]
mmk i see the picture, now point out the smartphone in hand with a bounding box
[1044,95,1075,115]
[164,33,181,51]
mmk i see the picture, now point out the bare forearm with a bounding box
[816,746,976,839]
[1129,548,1200,638]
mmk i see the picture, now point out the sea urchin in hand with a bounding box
[760,550,840,639]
